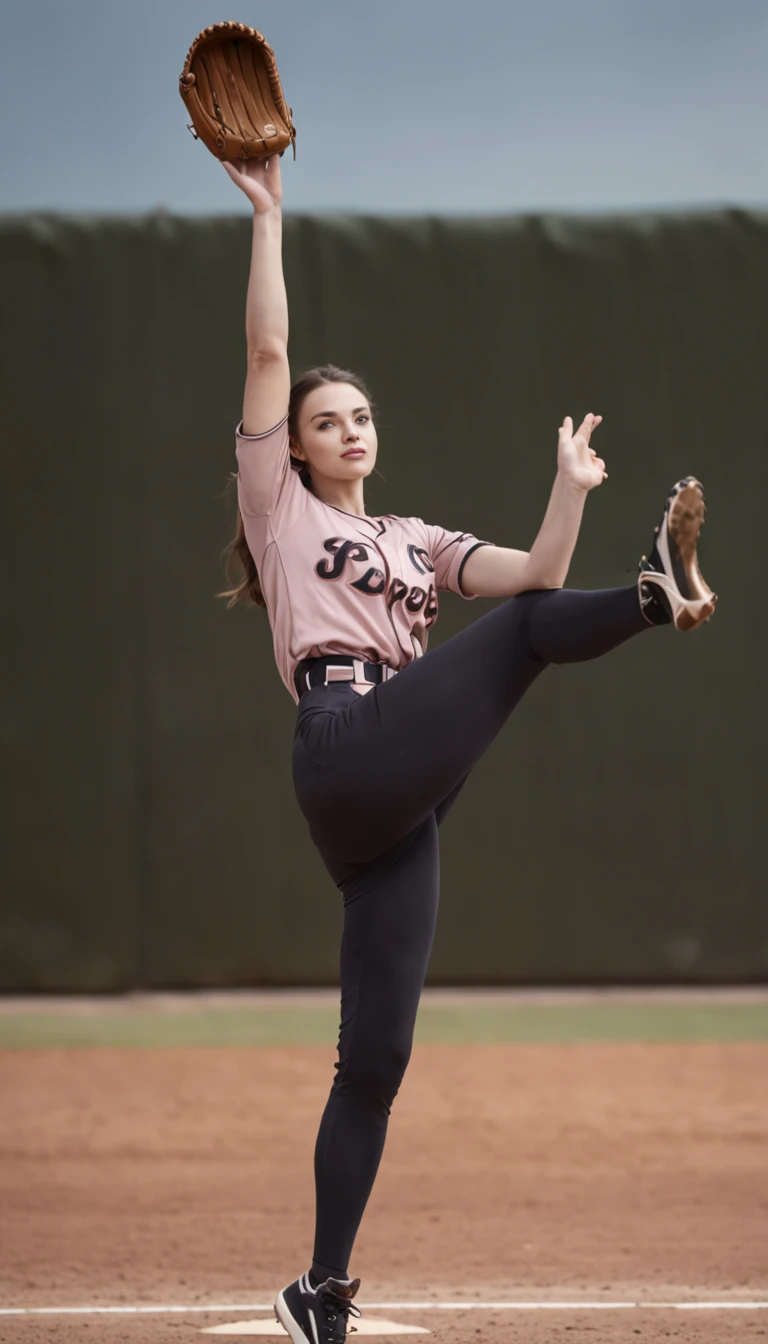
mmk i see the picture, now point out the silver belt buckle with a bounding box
[314,659,399,694]
[324,664,355,686]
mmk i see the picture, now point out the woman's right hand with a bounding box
[222,154,282,213]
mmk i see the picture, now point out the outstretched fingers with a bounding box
[576,412,602,444]
[560,413,603,441]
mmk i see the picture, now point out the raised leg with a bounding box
[294,585,650,865]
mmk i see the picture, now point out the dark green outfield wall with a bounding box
[1,209,765,990]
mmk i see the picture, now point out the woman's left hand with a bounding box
[557,413,607,491]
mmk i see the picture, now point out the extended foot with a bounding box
[638,477,717,631]
[275,1273,361,1343]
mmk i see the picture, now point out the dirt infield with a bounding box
[1,1042,767,1341]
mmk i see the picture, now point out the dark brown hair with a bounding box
[217,364,374,609]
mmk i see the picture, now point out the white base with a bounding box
[202,1317,430,1336]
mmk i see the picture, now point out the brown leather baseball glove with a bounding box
[179,21,296,162]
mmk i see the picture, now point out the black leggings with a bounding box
[291,585,650,1281]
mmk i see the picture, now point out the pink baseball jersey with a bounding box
[235,416,491,702]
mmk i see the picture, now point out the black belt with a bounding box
[295,655,399,700]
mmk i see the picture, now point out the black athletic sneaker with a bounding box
[638,476,717,631]
[274,1272,361,1343]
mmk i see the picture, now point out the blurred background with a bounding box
[3,0,768,215]
[2,0,767,991]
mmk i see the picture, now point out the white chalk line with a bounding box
[2,1301,768,1316]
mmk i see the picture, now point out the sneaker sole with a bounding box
[669,481,709,588]
[274,1291,309,1344]
[662,479,717,631]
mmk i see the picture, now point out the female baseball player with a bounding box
[219,154,716,1344]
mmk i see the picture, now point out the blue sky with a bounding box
[2,0,766,215]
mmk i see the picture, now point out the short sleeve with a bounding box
[422,523,493,600]
[235,415,295,518]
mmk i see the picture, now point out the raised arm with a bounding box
[222,156,291,435]
[461,413,607,597]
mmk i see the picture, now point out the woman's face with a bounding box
[291,382,378,483]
